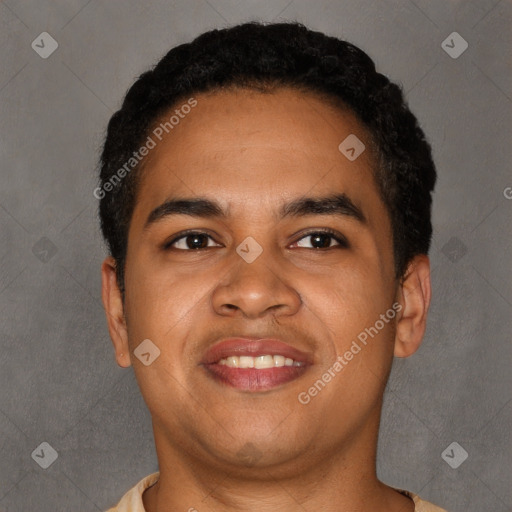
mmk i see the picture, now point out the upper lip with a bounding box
[201,337,313,365]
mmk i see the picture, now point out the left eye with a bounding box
[293,230,348,249]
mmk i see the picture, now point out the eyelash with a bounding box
[163,228,349,251]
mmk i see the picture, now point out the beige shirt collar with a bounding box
[106,472,449,512]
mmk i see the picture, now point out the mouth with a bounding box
[201,338,312,392]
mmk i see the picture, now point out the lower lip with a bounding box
[203,363,309,391]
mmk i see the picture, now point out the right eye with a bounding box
[163,231,221,251]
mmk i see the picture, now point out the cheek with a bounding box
[125,253,213,339]
[123,260,207,419]
[333,278,397,381]
[308,265,397,403]
[312,263,392,338]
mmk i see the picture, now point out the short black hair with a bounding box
[97,21,436,296]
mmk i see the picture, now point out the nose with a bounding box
[211,249,302,320]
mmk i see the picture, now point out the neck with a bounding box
[142,410,415,512]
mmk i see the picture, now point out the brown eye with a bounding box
[164,231,220,250]
[293,229,349,249]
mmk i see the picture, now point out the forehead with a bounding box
[132,87,385,226]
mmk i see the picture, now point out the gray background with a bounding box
[0,0,510,511]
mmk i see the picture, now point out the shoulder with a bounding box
[397,488,449,512]
[104,472,160,512]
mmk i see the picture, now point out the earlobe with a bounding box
[101,256,132,368]
[394,254,432,358]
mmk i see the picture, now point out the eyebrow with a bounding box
[144,193,366,229]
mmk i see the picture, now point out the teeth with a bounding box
[254,355,274,369]
[226,356,239,368]
[274,355,285,367]
[239,356,254,368]
[217,355,304,368]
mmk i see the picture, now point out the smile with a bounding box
[201,338,312,392]
[217,354,305,368]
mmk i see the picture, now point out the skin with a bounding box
[101,87,431,512]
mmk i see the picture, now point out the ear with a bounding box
[101,256,132,368]
[394,254,432,358]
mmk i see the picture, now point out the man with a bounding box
[98,21,447,511]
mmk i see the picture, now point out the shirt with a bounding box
[105,472,449,511]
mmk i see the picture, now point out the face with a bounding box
[103,87,424,475]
